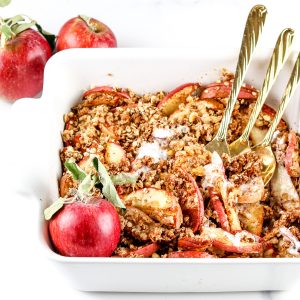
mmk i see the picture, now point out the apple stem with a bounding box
[79,14,99,33]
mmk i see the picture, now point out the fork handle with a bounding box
[239,28,294,143]
[262,52,300,146]
[215,5,267,141]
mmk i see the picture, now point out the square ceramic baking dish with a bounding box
[12,48,300,292]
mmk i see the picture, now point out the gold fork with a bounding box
[229,28,294,157]
[253,52,300,185]
[206,5,267,156]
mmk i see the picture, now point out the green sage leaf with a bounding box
[36,22,56,51]
[44,198,64,220]
[13,21,36,35]
[0,0,11,7]
[4,15,24,27]
[111,172,138,186]
[0,24,13,40]
[77,174,96,199]
[93,157,126,210]
[65,160,87,181]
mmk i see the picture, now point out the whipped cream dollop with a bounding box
[279,227,300,255]
[136,141,167,162]
[202,151,225,189]
[152,128,174,139]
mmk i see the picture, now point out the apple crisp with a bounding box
[59,78,300,258]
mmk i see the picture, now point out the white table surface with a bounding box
[1,0,300,299]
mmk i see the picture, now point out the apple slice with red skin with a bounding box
[158,83,201,116]
[200,82,258,100]
[178,236,212,251]
[114,243,159,258]
[131,243,159,257]
[248,105,286,146]
[167,251,215,258]
[178,168,204,232]
[105,142,126,165]
[81,86,130,107]
[122,188,183,229]
[209,188,230,232]
[285,131,300,177]
[260,105,286,129]
[202,227,263,254]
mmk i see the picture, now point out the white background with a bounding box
[1,0,300,299]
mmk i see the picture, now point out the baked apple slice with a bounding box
[234,176,265,204]
[209,188,230,231]
[100,124,118,139]
[238,203,264,236]
[249,126,268,146]
[114,243,159,258]
[81,86,130,107]
[285,131,300,177]
[167,251,215,258]
[249,105,287,146]
[271,164,300,210]
[202,227,262,254]
[122,188,183,228]
[200,82,258,100]
[105,142,126,165]
[60,173,77,197]
[178,236,212,251]
[178,168,204,232]
[158,83,201,116]
[131,243,159,257]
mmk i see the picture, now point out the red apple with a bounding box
[49,198,121,257]
[56,15,117,51]
[0,28,52,101]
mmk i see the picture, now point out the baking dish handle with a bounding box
[10,98,44,198]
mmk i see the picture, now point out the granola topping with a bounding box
[58,79,300,258]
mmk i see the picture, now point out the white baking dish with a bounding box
[12,48,300,292]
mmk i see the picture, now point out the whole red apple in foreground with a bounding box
[56,15,117,51]
[49,198,121,257]
[0,28,52,101]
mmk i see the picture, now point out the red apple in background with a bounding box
[49,198,121,257]
[0,28,52,101]
[56,15,117,51]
